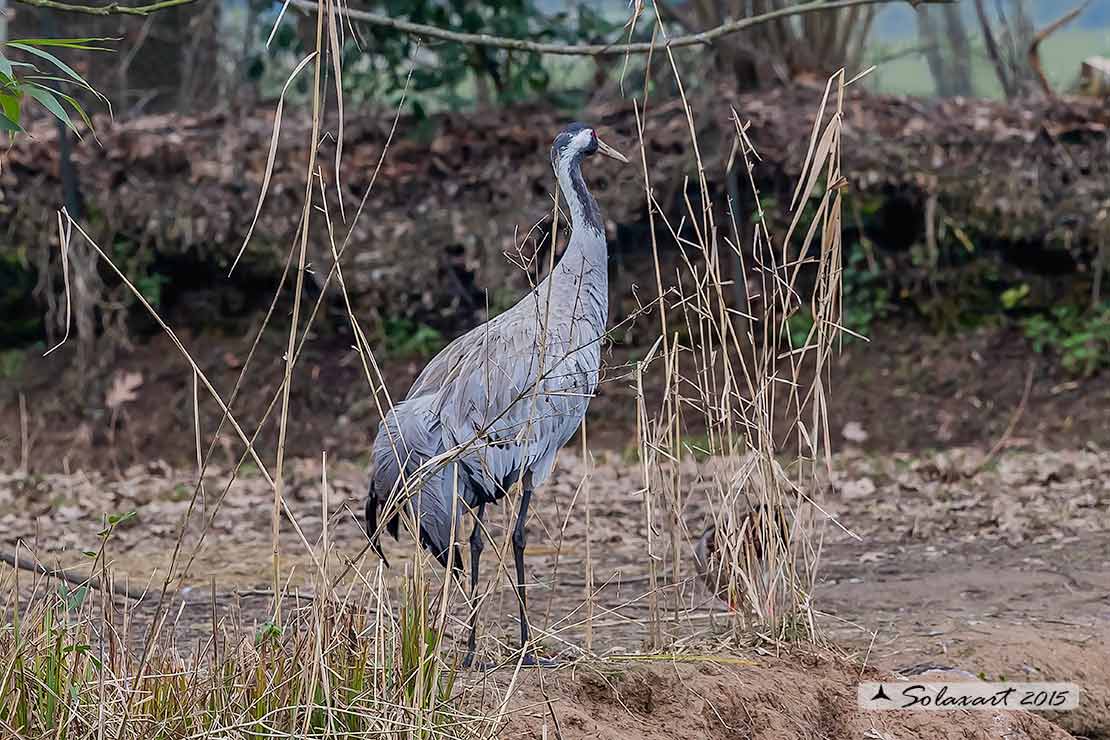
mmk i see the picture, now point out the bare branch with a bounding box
[975,0,1015,98]
[288,0,954,57]
[12,0,953,56]
[10,0,198,17]
[1028,0,1091,98]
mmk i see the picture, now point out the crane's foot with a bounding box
[462,649,560,670]
[462,652,495,671]
[519,652,558,668]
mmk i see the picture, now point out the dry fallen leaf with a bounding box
[841,477,876,500]
[106,371,143,411]
[842,421,869,444]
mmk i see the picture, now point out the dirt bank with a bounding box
[500,655,1073,739]
[2,322,1107,473]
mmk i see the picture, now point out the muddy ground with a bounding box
[2,439,1108,738]
[2,315,1109,738]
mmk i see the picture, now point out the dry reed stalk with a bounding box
[1,14,875,739]
[622,51,860,647]
[271,0,330,625]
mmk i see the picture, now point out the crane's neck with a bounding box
[553,152,606,273]
[543,151,609,331]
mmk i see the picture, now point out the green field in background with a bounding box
[867,28,1110,98]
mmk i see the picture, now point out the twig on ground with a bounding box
[966,361,1036,477]
[0,549,147,601]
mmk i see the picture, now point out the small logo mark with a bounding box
[858,682,1080,711]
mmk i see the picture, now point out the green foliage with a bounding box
[56,582,89,614]
[112,238,170,308]
[0,37,110,137]
[0,348,26,379]
[1021,303,1110,377]
[1,247,43,345]
[1000,283,1030,310]
[787,248,889,347]
[398,593,454,708]
[487,286,520,318]
[136,272,170,307]
[1,598,101,737]
[841,249,890,336]
[680,433,713,462]
[786,309,814,349]
[98,509,137,538]
[382,317,445,357]
[255,620,283,644]
[252,1,620,109]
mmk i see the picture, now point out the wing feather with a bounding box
[368,266,606,565]
[435,304,600,499]
[368,395,472,563]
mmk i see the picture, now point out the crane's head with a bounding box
[550,123,629,172]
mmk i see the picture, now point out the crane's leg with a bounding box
[512,485,533,657]
[462,501,486,669]
[511,482,553,666]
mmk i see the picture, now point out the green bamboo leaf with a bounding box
[0,91,20,126]
[0,54,11,79]
[24,83,76,133]
[25,73,101,98]
[6,43,91,90]
[6,37,115,51]
[54,90,93,130]
[1,61,39,80]
[0,110,22,133]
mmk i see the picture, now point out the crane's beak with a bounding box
[596,137,629,163]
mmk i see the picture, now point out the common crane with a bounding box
[366,123,627,667]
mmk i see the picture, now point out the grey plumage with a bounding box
[365,122,627,665]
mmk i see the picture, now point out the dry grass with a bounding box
[0,543,500,738]
[0,2,865,736]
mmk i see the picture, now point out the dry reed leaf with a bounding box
[228,51,318,276]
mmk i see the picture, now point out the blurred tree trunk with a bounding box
[9,1,218,115]
[975,0,1015,98]
[917,5,973,97]
[942,5,973,96]
[975,0,1043,99]
[178,0,220,111]
[917,7,949,96]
